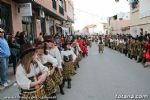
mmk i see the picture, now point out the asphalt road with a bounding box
[1,43,150,100]
[57,43,150,100]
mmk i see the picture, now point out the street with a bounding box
[1,43,150,100]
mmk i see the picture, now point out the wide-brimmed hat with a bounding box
[20,43,38,58]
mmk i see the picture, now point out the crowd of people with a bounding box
[2,26,150,99]
[104,29,150,67]
[0,27,90,100]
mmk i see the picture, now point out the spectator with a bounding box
[0,28,11,87]
[18,31,30,46]
[8,35,20,75]
[38,32,44,42]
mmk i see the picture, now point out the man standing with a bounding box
[0,28,10,87]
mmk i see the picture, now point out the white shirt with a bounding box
[61,50,77,63]
[110,39,113,43]
[16,60,48,90]
[71,45,80,56]
[98,40,104,44]
[47,46,63,69]
[38,54,58,67]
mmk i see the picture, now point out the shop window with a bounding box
[0,3,11,34]
[22,16,34,41]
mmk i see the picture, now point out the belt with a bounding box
[21,84,43,93]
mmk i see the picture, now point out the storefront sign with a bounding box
[17,3,32,16]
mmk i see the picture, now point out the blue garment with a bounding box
[0,57,9,84]
[0,37,10,57]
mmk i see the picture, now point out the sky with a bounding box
[72,0,130,33]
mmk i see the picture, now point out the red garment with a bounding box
[143,42,150,61]
[61,38,64,45]
[77,39,88,55]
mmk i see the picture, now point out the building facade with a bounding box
[129,0,150,37]
[107,12,130,35]
[0,0,74,42]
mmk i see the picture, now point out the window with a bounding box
[52,0,57,10]
[113,15,117,20]
[119,18,123,20]
[22,16,34,41]
[59,0,63,8]
[131,0,139,9]
[0,3,11,34]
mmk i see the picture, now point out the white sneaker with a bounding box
[3,82,9,87]
[7,80,11,83]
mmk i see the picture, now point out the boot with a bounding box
[59,85,65,95]
[130,55,133,59]
[134,56,137,60]
[128,54,130,58]
[61,79,66,88]
[67,79,71,89]
[137,58,142,63]
[77,63,80,68]
[74,66,77,70]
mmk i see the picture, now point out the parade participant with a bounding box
[71,38,82,69]
[137,37,144,63]
[143,38,150,67]
[133,38,139,60]
[77,36,88,57]
[61,42,77,88]
[36,43,58,100]
[65,42,77,75]
[98,37,104,53]
[44,36,65,95]
[16,43,49,100]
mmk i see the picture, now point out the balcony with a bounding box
[59,6,64,15]
[52,0,57,10]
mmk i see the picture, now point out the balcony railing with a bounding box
[52,0,57,10]
[59,6,64,15]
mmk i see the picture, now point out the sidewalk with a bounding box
[0,66,16,91]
